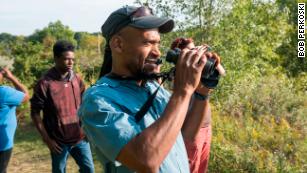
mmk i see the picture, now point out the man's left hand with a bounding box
[1,67,14,80]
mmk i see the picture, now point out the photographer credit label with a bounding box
[298,3,305,58]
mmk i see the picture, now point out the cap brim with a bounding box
[129,15,174,33]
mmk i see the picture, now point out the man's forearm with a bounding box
[117,91,192,172]
[8,75,29,101]
[31,111,51,142]
[182,98,211,141]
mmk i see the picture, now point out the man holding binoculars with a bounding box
[78,5,224,173]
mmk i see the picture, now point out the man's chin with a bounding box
[143,64,160,73]
[137,70,160,81]
[141,70,158,76]
[66,67,73,71]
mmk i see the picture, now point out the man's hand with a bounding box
[173,46,208,96]
[44,138,63,154]
[206,51,225,76]
[31,113,62,154]
[195,51,224,95]
[1,67,14,80]
[1,67,29,102]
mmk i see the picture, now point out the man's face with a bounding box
[54,51,74,72]
[118,27,161,76]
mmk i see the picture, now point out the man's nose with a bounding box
[68,59,74,64]
[151,46,161,58]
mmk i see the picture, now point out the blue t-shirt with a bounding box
[78,77,190,173]
[0,86,25,151]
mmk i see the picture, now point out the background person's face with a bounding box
[186,42,195,49]
[54,51,74,72]
[120,27,161,76]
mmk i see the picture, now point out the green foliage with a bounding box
[219,73,306,125]
[10,39,52,85]
[0,33,17,43]
[0,22,105,86]
[73,32,105,84]
[0,55,14,69]
[27,20,76,45]
[276,0,307,76]
[210,112,306,173]
[74,32,104,50]
[0,0,306,172]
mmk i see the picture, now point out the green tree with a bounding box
[74,32,103,51]
[27,20,76,45]
[10,39,52,84]
[0,33,17,43]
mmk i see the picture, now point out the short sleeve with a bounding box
[0,86,25,106]
[30,80,47,111]
[78,95,142,162]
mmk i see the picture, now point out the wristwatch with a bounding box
[194,91,210,101]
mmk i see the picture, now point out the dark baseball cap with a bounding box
[101,6,175,41]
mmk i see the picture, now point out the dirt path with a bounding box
[6,118,102,173]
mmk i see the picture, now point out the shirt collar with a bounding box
[96,76,145,88]
[47,67,74,81]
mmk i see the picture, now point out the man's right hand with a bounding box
[173,46,208,96]
[44,138,63,154]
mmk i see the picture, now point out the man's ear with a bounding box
[110,35,124,53]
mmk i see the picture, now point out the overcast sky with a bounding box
[0,0,136,36]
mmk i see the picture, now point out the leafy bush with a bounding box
[210,112,306,173]
[217,73,306,125]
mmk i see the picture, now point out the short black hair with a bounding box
[53,40,75,58]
